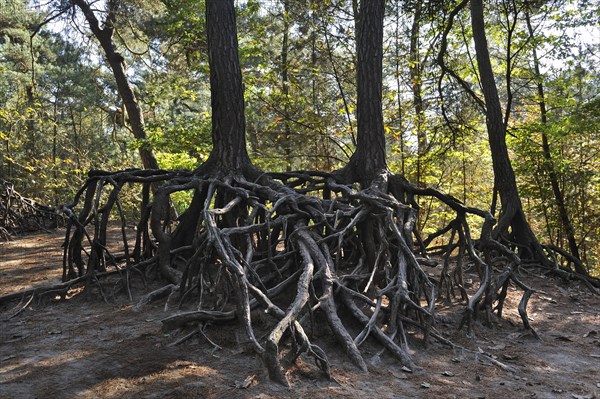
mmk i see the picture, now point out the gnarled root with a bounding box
[51,168,541,384]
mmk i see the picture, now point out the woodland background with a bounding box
[1,0,599,275]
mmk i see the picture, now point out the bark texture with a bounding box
[199,0,252,174]
[340,0,387,184]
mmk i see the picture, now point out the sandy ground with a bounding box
[1,229,599,399]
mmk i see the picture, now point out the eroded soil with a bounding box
[1,229,599,398]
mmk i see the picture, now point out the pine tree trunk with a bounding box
[174,0,253,247]
[200,0,252,174]
[341,0,387,185]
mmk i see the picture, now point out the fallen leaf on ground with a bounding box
[389,370,407,380]
[234,375,256,389]
[540,295,557,303]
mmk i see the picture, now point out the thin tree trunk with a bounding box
[3,128,12,179]
[310,1,331,171]
[394,1,405,176]
[281,0,292,172]
[52,96,59,203]
[69,105,81,170]
[525,10,585,274]
[470,0,545,261]
[72,0,159,170]
[25,85,36,157]
[501,0,518,129]
[409,0,427,186]
[323,31,355,146]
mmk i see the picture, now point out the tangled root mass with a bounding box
[57,167,539,385]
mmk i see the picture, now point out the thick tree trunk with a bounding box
[199,0,252,174]
[340,0,387,185]
[173,0,253,248]
[72,0,159,171]
[470,0,545,261]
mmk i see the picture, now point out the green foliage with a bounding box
[1,0,598,274]
[159,0,207,69]
[0,2,138,204]
[512,97,600,276]
[239,0,355,172]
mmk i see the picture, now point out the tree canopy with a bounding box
[2,0,598,273]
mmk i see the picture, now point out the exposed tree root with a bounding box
[0,269,121,317]
[0,179,64,240]
[1,168,559,384]
[430,328,518,373]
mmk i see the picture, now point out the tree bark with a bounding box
[71,0,159,171]
[340,0,387,185]
[470,0,545,261]
[172,0,253,248]
[198,0,252,174]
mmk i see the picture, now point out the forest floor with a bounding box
[1,228,599,399]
